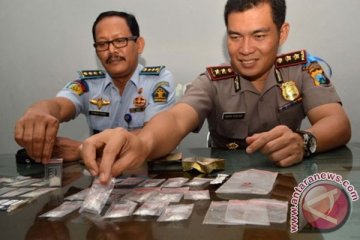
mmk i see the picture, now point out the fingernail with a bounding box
[99,173,108,183]
[90,169,98,176]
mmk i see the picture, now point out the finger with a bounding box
[41,120,59,163]
[32,122,47,162]
[98,135,128,184]
[21,121,39,162]
[82,139,101,177]
[246,132,275,154]
[14,120,26,147]
[276,154,303,167]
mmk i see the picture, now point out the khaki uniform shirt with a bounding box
[179,63,341,149]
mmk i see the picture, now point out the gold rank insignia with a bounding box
[65,80,88,96]
[281,81,300,101]
[79,70,106,80]
[275,50,307,68]
[89,97,111,109]
[206,65,236,81]
[139,66,165,76]
[133,96,147,108]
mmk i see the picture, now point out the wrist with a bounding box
[295,130,317,157]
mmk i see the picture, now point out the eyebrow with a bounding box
[227,27,271,35]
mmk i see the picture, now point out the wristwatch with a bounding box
[295,130,317,157]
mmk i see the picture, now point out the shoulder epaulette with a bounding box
[206,65,236,81]
[275,50,307,68]
[139,66,165,76]
[78,70,106,80]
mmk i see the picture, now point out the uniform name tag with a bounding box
[89,111,109,117]
[222,112,245,120]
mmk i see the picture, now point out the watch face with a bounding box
[308,136,317,153]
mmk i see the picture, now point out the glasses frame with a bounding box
[93,36,138,52]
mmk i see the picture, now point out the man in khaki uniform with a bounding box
[81,0,351,183]
[182,50,341,149]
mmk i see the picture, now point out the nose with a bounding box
[239,37,255,55]
[108,42,118,53]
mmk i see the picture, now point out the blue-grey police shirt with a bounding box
[56,64,176,134]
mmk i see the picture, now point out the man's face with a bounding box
[226,3,288,82]
[94,16,144,80]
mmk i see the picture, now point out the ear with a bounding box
[136,37,145,54]
[279,22,290,45]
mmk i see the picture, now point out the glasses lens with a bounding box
[94,42,108,51]
[112,38,128,48]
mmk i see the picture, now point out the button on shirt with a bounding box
[179,64,341,148]
[56,64,175,134]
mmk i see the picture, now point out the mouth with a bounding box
[239,58,257,67]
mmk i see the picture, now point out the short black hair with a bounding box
[92,11,140,42]
[224,0,286,30]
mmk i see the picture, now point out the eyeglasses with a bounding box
[93,36,138,51]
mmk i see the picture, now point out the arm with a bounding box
[306,103,351,152]
[82,103,199,183]
[14,97,76,163]
[246,103,351,167]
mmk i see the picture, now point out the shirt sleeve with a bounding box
[56,80,88,118]
[300,68,342,113]
[178,74,215,131]
[143,69,176,122]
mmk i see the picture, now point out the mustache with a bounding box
[106,54,126,64]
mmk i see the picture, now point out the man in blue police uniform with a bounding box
[80,0,351,184]
[14,11,175,163]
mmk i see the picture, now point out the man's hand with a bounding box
[14,109,59,164]
[52,137,82,162]
[81,128,150,184]
[245,125,304,167]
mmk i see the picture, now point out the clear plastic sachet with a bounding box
[80,177,115,215]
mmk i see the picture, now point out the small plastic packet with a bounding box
[44,158,63,187]
[79,177,115,215]
[216,169,278,195]
[186,177,213,188]
[161,177,189,188]
[157,204,194,222]
[103,200,138,218]
[115,177,145,188]
[203,201,236,225]
[108,189,131,204]
[210,174,229,185]
[251,198,288,223]
[21,188,56,198]
[121,188,158,203]
[0,198,31,212]
[139,178,166,188]
[184,190,210,201]
[40,201,82,218]
[225,199,270,226]
[0,187,15,196]
[65,188,90,201]
[1,187,36,197]
[133,201,169,217]
[147,191,183,203]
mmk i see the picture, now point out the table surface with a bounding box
[0,143,359,240]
